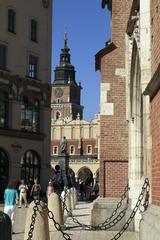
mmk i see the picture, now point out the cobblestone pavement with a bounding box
[5,201,139,240]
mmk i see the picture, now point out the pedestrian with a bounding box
[79,181,85,200]
[18,179,28,208]
[3,180,19,233]
[46,181,54,198]
[93,181,99,198]
[30,178,41,200]
[52,165,64,196]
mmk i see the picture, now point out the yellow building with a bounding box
[0,0,52,199]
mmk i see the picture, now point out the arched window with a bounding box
[70,145,75,155]
[8,9,16,33]
[56,111,61,120]
[20,150,40,183]
[0,148,9,201]
[33,99,40,132]
[21,97,40,132]
[0,91,8,128]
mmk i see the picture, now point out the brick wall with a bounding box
[99,0,131,197]
[150,0,160,206]
[151,91,160,205]
[151,0,160,75]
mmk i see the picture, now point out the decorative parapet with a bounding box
[126,0,140,36]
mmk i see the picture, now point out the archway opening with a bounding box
[77,167,93,184]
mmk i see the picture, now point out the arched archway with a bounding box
[20,150,40,183]
[0,148,9,201]
[129,39,143,179]
[77,167,93,184]
[55,111,61,120]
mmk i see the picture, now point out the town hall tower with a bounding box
[51,34,83,121]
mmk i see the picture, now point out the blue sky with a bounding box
[52,0,110,121]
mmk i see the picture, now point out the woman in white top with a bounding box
[18,180,28,208]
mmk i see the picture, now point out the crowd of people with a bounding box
[2,178,53,234]
[1,175,99,234]
[78,179,99,201]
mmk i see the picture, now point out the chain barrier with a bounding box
[27,178,150,240]
[27,199,71,240]
[96,184,130,230]
[110,178,150,240]
[62,184,130,230]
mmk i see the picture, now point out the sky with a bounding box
[52,0,111,121]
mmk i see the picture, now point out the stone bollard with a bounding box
[0,211,12,240]
[48,192,64,231]
[61,190,65,212]
[65,189,72,215]
[70,188,75,210]
[24,201,50,240]
[73,187,77,206]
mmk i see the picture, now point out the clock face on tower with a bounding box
[54,88,63,98]
[42,0,49,8]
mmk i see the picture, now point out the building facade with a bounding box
[51,37,99,183]
[141,0,160,239]
[0,0,52,199]
[96,0,131,198]
[51,116,99,183]
[92,0,159,236]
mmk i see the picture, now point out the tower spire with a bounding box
[64,31,68,49]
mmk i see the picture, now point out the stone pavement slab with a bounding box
[9,201,139,240]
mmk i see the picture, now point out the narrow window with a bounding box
[53,146,58,155]
[0,45,7,70]
[8,9,16,33]
[32,99,40,132]
[70,146,75,155]
[21,96,40,132]
[0,91,8,128]
[29,55,38,79]
[56,111,61,120]
[87,145,92,155]
[31,19,37,42]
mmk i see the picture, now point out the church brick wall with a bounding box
[151,0,160,75]
[99,0,131,197]
[150,0,160,206]
[151,91,160,206]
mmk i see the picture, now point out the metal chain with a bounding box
[27,178,150,240]
[62,188,91,230]
[27,199,40,240]
[96,185,130,229]
[110,178,150,240]
[46,203,71,240]
[27,199,71,240]
[62,185,130,230]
